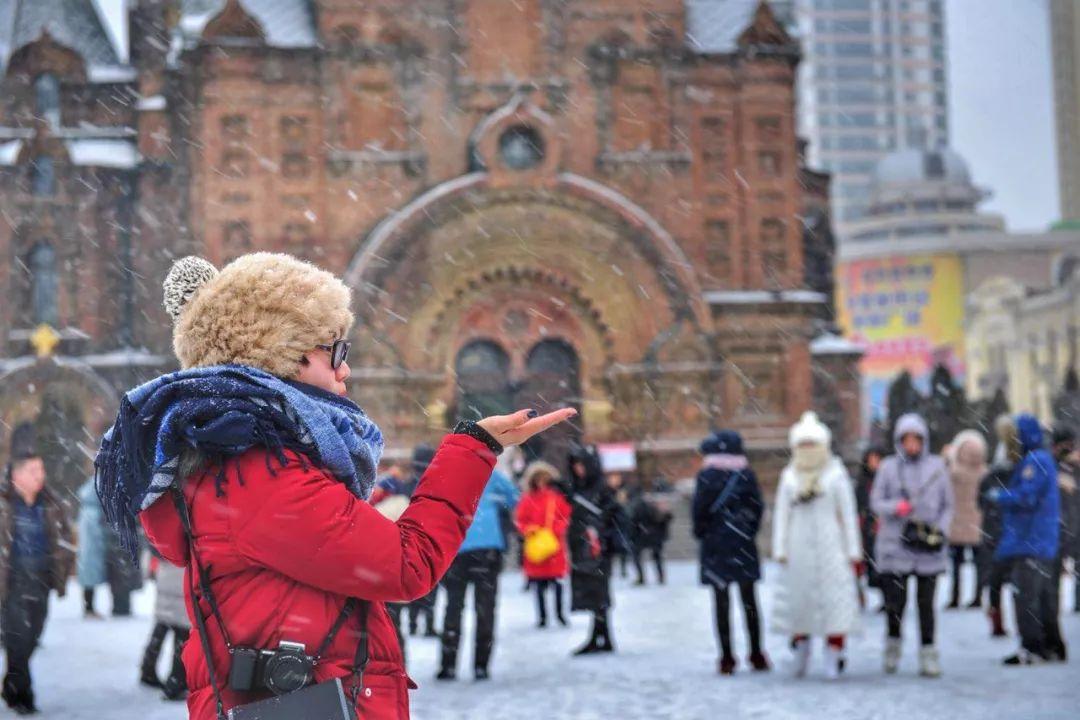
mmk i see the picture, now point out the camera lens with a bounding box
[264,653,312,695]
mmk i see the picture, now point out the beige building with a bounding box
[1052,0,1080,220]
[836,146,1080,424]
[966,259,1080,425]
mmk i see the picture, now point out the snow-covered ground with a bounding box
[27,561,1079,719]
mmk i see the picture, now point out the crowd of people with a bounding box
[2,404,1077,714]
[0,251,1075,718]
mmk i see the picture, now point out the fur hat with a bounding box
[163,253,354,380]
[789,411,831,448]
[521,460,560,489]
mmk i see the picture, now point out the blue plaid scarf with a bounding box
[94,364,384,558]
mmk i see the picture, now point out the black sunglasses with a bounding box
[314,339,351,369]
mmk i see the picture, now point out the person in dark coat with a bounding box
[978,415,1018,637]
[1050,427,1076,655]
[985,415,1062,665]
[1,422,75,715]
[692,430,768,675]
[628,477,674,585]
[566,444,623,656]
[605,472,633,579]
[371,446,441,640]
[855,446,886,605]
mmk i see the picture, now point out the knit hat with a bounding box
[789,411,831,448]
[163,253,354,380]
[8,422,41,462]
[411,443,436,474]
[700,429,744,456]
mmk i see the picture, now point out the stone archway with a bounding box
[0,358,118,508]
[342,172,714,454]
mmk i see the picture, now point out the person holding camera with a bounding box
[871,413,954,678]
[95,253,575,720]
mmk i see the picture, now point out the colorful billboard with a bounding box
[837,254,966,424]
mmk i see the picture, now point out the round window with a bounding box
[498,125,545,171]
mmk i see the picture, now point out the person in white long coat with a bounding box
[772,412,862,680]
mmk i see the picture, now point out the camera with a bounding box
[228,641,314,696]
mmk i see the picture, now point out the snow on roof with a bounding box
[810,333,865,356]
[0,0,121,73]
[65,139,140,169]
[0,139,22,166]
[87,64,138,83]
[704,290,828,305]
[179,0,317,49]
[685,0,761,54]
[135,95,167,112]
[70,348,171,368]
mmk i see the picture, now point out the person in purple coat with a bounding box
[871,413,954,678]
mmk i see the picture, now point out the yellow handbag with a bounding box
[524,499,561,564]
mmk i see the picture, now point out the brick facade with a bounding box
[1,1,860,505]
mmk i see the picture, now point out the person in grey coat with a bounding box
[139,555,190,701]
[871,413,954,678]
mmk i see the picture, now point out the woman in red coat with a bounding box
[94,253,574,720]
[515,461,572,627]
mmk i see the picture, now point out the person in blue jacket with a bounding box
[437,465,520,681]
[987,414,1062,665]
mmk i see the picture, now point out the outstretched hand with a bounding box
[476,407,578,448]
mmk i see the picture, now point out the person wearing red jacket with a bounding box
[94,253,574,720]
[515,461,572,627]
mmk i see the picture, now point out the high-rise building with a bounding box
[1051,0,1080,221]
[789,0,949,233]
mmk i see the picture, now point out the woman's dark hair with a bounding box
[567,444,603,488]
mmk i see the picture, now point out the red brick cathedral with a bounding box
[0,0,859,493]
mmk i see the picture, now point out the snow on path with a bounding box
[28,561,1079,719]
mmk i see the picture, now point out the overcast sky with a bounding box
[947,0,1058,231]
[96,0,1060,231]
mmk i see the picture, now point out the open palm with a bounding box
[477,408,578,448]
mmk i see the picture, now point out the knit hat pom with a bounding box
[789,410,832,448]
[163,256,219,322]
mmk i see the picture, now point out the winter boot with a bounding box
[989,608,1007,638]
[1003,649,1045,666]
[791,638,811,678]
[748,651,771,672]
[3,679,35,716]
[918,646,942,678]
[161,675,187,702]
[474,667,490,682]
[140,623,168,689]
[825,646,846,680]
[884,638,902,674]
[435,667,456,681]
[573,640,602,656]
[718,655,736,675]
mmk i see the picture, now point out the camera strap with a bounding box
[171,484,229,720]
[170,480,370,717]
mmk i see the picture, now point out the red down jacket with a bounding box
[140,434,495,720]
[514,486,571,580]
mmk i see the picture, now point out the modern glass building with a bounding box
[788,0,949,233]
